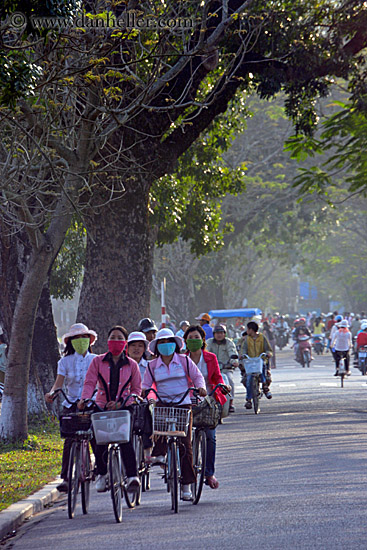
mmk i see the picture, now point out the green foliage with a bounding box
[151,98,249,255]
[50,220,86,300]
[0,52,42,108]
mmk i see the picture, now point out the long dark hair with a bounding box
[183,324,206,350]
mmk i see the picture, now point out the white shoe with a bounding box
[96,474,108,492]
[182,484,192,501]
[126,476,140,493]
[151,455,166,464]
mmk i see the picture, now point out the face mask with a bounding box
[71,337,90,355]
[108,340,126,356]
[157,342,176,356]
[186,338,203,352]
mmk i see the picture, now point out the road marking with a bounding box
[319,383,339,387]
[278,383,297,387]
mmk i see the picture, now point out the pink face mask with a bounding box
[108,340,126,356]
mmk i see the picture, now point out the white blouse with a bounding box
[57,351,97,407]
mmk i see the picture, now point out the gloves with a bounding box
[331,347,336,353]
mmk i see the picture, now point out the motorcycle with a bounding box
[357,346,367,375]
[312,334,324,355]
[275,327,288,350]
[296,335,312,368]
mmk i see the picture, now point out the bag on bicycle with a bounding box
[127,403,152,436]
[192,395,222,429]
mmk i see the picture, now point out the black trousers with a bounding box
[335,350,350,372]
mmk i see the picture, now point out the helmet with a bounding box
[335,315,342,322]
[213,324,226,333]
[138,318,158,333]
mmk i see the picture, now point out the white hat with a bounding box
[360,322,367,330]
[127,331,148,349]
[148,328,183,355]
[62,323,97,345]
[337,320,349,328]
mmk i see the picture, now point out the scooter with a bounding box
[312,334,324,355]
[357,346,367,375]
[296,335,312,368]
[276,327,288,350]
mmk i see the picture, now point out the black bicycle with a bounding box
[51,389,96,519]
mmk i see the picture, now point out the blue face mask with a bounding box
[157,342,176,356]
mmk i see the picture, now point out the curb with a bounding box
[0,479,61,542]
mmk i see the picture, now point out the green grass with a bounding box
[0,415,63,512]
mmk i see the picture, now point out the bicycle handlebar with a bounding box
[50,388,96,408]
[142,386,201,405]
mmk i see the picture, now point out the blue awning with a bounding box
[208,308,262,319]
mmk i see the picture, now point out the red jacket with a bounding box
[357,332,367,349]
[186,350,226,406]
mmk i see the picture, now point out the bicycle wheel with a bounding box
[191,429,207,505]
[252,376,260,414]
[109,446,123,523]
[123,444,140,509]
[168,440,179,513]
[67,442,80,519]
[81,443,91,515]
[133,435,143,505]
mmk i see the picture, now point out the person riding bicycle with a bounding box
[183,324,230,490]
[44,323,98,493]
[331,320,352,376]
[206,325,238,412]
[239,321,273,409]
[138,318,158,359]
[141,328,206,502]
[78,325,141,494]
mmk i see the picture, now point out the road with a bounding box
[5,348,367,550]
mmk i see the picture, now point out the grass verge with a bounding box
[0,414,63,512]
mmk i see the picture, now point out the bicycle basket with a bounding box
[192,396,222,429]
[243,357,263,375]
[59,413,92,438]
[91,410,131,445]
[152,406,191,437]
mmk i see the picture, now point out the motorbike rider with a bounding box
[195,313,214,339]
[356,322,367,350]
[206,324,238,413]
[331,319,352,376]
[293,318,312,362]
[239,321,273,409]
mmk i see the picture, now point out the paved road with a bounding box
[5,349,367,550]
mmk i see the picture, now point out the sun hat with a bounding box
[127,331,148,349]
[138,318,158,333]
[195,313,211,322]
[148,328,183,355]
[62,323,97,345]
[337,320,349,328]
[360,322,367,330]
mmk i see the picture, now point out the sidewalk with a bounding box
[0,479,61,542]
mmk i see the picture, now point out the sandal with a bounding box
[205,475,219,489]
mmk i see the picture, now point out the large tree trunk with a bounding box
[78,181,154,352]
[28,284,60,415]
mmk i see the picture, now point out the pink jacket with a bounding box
[81,352,142,408]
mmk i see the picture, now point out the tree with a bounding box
[2,0,367,439]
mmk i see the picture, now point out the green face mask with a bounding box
[186,338,203,352]
[71,337,90,355]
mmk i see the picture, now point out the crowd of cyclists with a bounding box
[42,308,367,508]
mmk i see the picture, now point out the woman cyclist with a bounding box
[78,325,141,493]
[183,324,229,489]
[141,328,206,501]
[45,323,98,492]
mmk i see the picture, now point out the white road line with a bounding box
[319,383,339,387]
[278,383,297,387]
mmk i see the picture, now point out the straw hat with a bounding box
[148,328,183,355]
[62,323,97,345]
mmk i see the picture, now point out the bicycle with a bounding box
[334,351,349,388]
[91,393,140,522]
[190,383,228,505]
[52,389,96,519]
[144,387,195,514]
[240,353,268,414]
